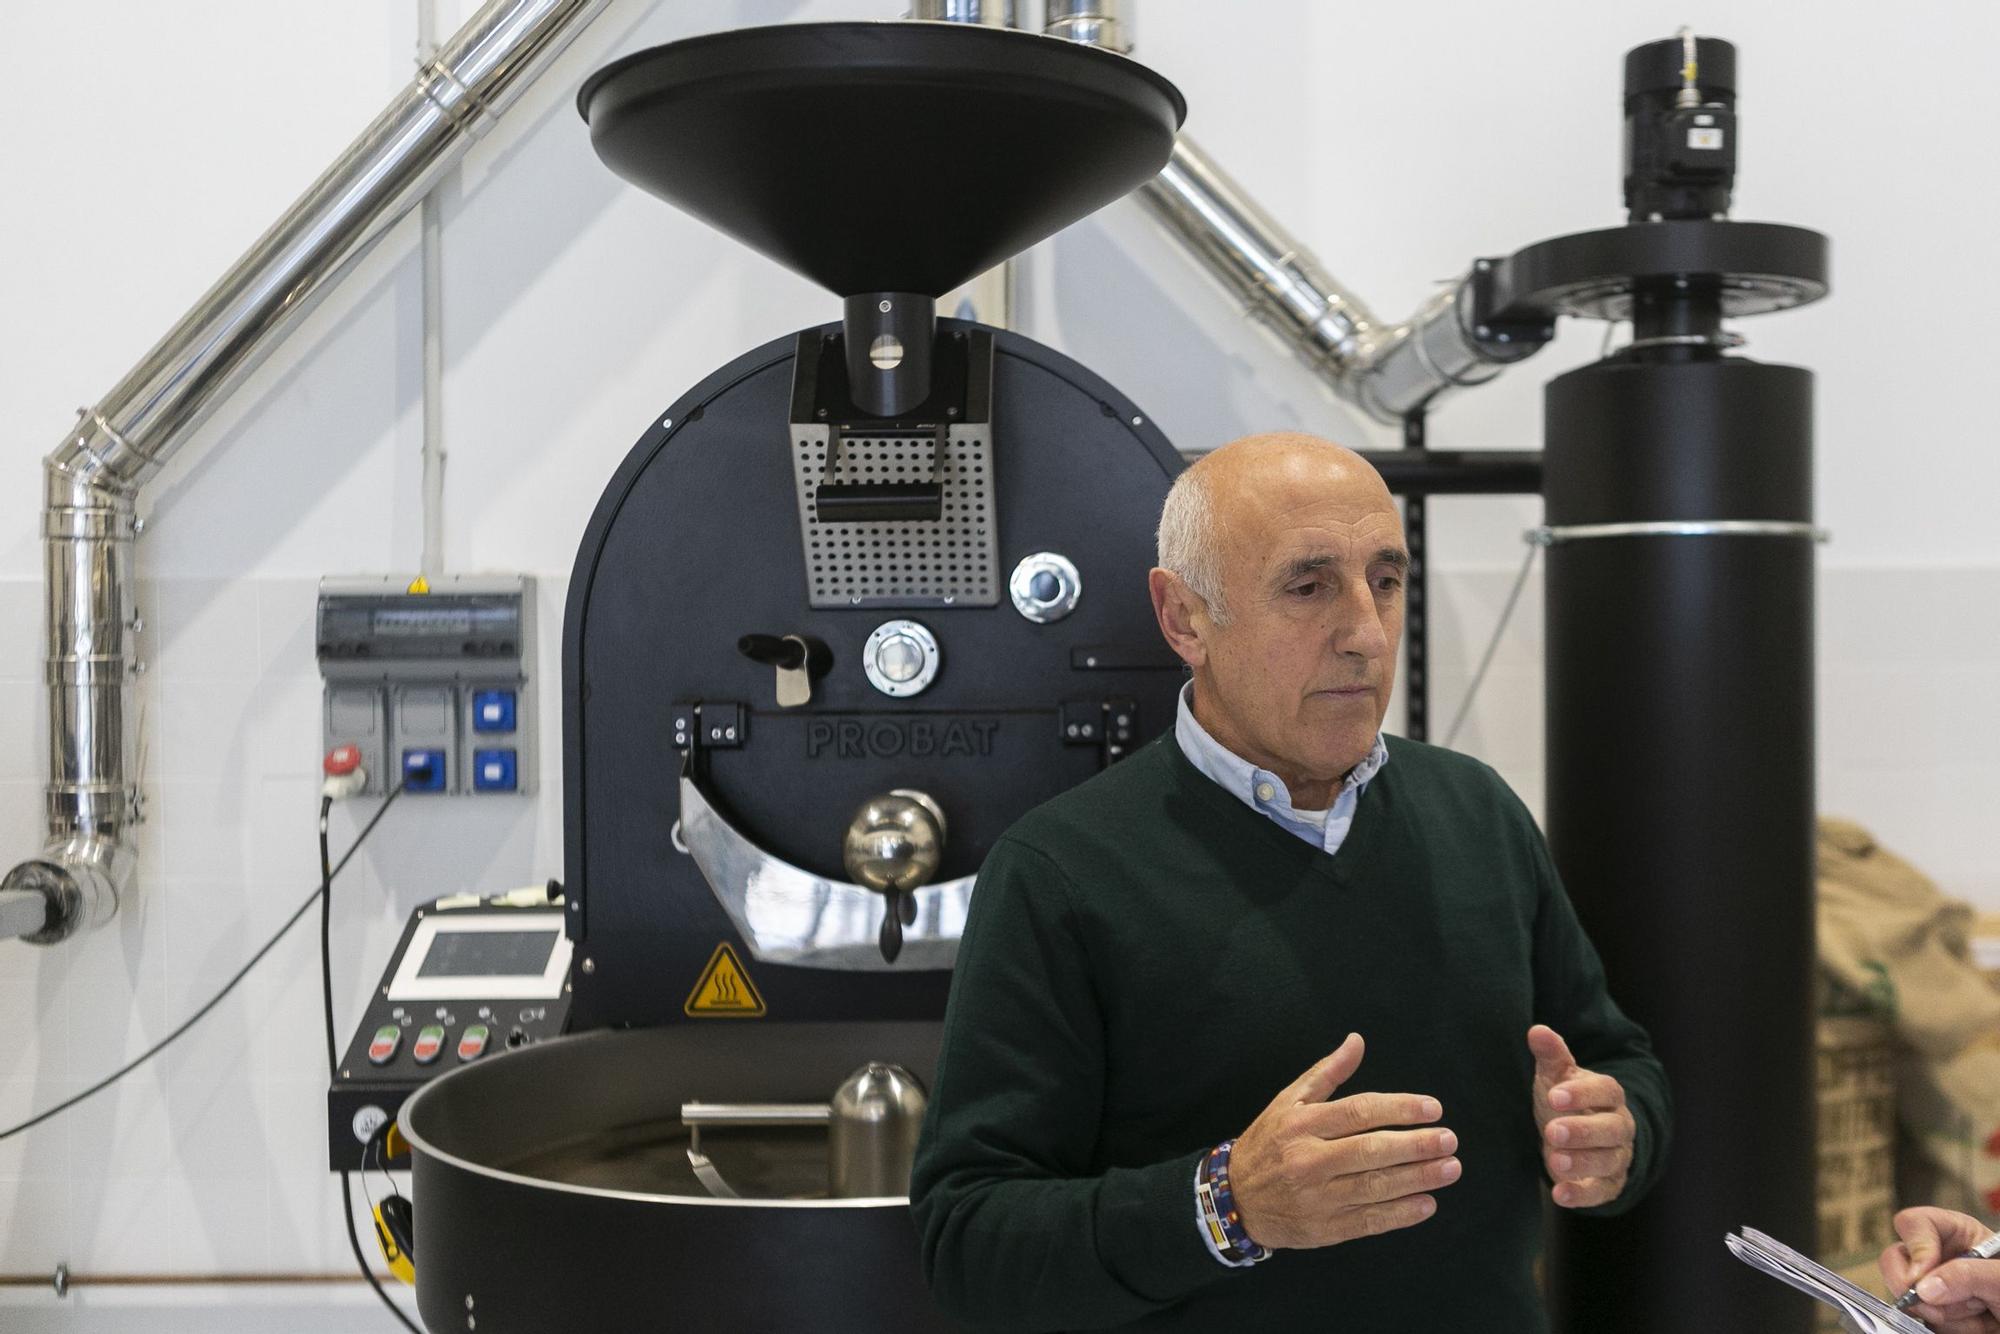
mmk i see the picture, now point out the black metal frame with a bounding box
[1357,416,1544,742]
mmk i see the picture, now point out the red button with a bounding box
[457,1024,490,1062]
[325,744,363,777]
[412,1025,446,1065]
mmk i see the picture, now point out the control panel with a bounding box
[327,897,571,1170]
[317,574,536,796]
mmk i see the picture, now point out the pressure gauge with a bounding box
[863,620,940,697]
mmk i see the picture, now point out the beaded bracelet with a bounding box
[1197,1139,1271,1266]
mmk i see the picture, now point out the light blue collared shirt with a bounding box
[1173,681,1389,854]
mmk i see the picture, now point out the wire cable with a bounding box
[341,1171,419,1334]
[0,786,403,1143]
[1442,539,1541,750]
[318,790,421,1334]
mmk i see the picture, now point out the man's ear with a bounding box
[1148,567,1208,669]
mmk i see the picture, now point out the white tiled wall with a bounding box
[2,0,1998,1327]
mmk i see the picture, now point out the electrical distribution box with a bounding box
[317,575,537,796]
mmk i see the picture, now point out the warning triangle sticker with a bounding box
[684,942,767,1018]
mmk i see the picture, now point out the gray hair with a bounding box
[1156,465,1230,626]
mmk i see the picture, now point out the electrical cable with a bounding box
[318,789,422,1334]
[0,786,403,1143]
[1441,539,1541,750]
[341,1172,418,1333]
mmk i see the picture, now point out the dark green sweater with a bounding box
[910,732,1670,1332]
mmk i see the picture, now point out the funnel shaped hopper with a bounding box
[578,22,1185,298]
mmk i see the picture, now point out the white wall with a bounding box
[1,0,1995,1325]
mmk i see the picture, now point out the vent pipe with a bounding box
[3,0,611,944]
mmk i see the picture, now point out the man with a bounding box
[910,433,1670,1331]
[1882,1206,2000,1331]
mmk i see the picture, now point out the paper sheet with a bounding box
[1726,1227,1932,1334]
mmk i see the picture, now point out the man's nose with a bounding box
[1330,577,1390,660]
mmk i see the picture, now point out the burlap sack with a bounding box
[1819,817,2000,1215]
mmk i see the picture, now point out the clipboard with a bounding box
[1726,1227,1931,1334]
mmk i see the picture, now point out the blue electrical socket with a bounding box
[471,689,517,733]
[472,748,518,793]
[402,748,448,793]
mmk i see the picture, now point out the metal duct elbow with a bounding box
[1135,136,1530,425]
[0,834,130,946]
[1352,274,1536,423]
[7,0,612,943]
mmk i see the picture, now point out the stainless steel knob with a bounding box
[842,790,945,963]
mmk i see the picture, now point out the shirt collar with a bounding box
[1173,681,1388,815]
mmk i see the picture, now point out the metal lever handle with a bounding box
[738,634,805,669]
[682,1102,832,1127]
[736,634,831,674]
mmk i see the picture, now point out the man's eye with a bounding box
[1374,575,1404,593]
[1290,582,1320,598]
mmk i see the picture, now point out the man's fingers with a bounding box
[1547,1070,1625,1113]
[1879,1242,1920,1294]
[1527,1024,1577,1077]
[1281,1033,1364,1109]
[1299,1091,1444,1142]
[1915,1297,1990,1331]
[1544,1145,1629,1181]
[1550,1176,1621,1209]
[1544,1111,1630,1151]
[1330,1192,1438,1243]
[1915,1257,2000,1308]
[1331,1154,1463,1208]
[1894,1206,1991,1270]
[1308,1124,1457,1176]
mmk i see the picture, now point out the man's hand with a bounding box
[1880,1206,2000,1332]
[1228,1033,1460,1251]
[1529,1024,1635,1210]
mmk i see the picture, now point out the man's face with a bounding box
[1186,450,1406,791]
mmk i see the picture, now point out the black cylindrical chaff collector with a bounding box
[1543,354,1818,1332]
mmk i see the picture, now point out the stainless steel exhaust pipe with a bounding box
[1047,8,1526,425]
[1135,136,1518,425]
[4,0,613,944]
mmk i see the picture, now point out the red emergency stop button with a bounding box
[325,744,363,777]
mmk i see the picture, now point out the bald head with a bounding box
[1150,431,1407,806]
[1156,433,1398,625]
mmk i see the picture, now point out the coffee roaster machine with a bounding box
[330,18,1830,1334]
[372,22,1191,1333]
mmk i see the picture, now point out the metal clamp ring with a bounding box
[1527,520,1830,547]
[1620,331,1748,354]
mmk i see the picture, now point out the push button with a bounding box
[457,1024,490,1062]
[367,1024,401,1066]
[412,1024,446,1065]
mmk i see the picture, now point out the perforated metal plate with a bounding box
[793,425,999,608]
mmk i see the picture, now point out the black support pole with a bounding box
[1398,414,1431,741]
[1543,354,1818,1333]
